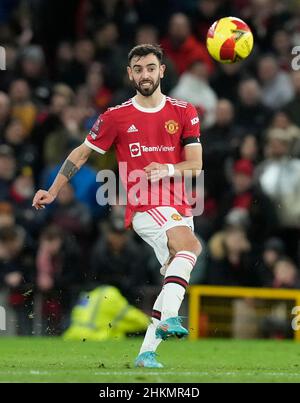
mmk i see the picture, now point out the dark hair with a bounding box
[128,44,163,65]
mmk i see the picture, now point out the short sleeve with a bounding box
[181,103,201,147]
[84,110,118,154]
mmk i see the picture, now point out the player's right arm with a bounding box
[32,109,118,210]
[32,143,92,210]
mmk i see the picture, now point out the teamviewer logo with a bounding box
[129,142,141,157]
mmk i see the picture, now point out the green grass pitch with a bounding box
[0,337,300,383]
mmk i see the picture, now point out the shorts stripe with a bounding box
[175,253,196,267]
[164,276,189,290]
[147,210,164,226]
[152,310,161,320]
[151,208,167,225]
[153,208,168,223]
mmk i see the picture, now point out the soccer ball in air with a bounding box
[206,16,254,63]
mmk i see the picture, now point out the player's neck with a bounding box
[134,90,165,109]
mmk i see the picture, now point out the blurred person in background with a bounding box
[201,99,236,198]
[8,79,37,136]
[0,91,11,133]
[205,224,260,287]
[0,145,16,200]
[43,105,87,166]
[0,225,34,335]
[257,237,286,287]
[2,118,37,171]
[93,22,127,90]
[257,128,300,260]
[36,225,83,334]
[89,216,159,307]
[85,62,112,112]
[0,202,15,230]
[17,45,51,104]
[217,159,278,249]
[257,55,294,110]
[271,29,294,71]
[53,41,74,83]
[10,167,47,238]
[235,78,273,135]
[191,0,232,43]
[56,39,95,90]
[170,60,217,129]
[46,182,92,254]
[260,256,300,339]
[161,13,213,76]
[269,111,300,157]
[284,71,300,128]
[224,133,261,187]
[31,83,75,176]
[236,134,260,164]
[211,63,243,104]
[272,257,300,289]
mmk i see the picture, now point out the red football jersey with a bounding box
[85,95,201,227]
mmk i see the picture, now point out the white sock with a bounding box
[161,251,197,321]
[139,290,164,354]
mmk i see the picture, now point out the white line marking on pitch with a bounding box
[0,370,300,378]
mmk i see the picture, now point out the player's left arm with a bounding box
[144,144,202,182]
[145,103,202,182]
[175,143,202,174]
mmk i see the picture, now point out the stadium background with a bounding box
[0,0,299,340]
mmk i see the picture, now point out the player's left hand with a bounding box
[144,162,169,182]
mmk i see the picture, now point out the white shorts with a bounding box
[132,206,194,266]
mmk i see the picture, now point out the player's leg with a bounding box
[162,225,201,320]
[134,290,164,368]
[138,290,163,355]
[155,225,201,339]
[132,211,168,367]
[132,208,199,365]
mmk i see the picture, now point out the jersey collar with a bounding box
[132,95,166,113]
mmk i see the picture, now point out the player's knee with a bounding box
[168,229,202,257]
[190,237,202,257]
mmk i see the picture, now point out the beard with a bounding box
[133,77,160,97]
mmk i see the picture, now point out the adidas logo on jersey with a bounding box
[127,124,138,133]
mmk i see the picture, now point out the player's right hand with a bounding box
[32,190,55,210]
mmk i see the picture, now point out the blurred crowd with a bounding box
[0,0,300,335]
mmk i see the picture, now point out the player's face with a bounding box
[127,54,165,97]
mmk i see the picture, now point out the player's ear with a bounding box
[160,64,166,79]
[127,66,133,81]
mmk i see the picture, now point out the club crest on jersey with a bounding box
[171,213,182,221]
[165,120,179,135]
[129,142,141,157]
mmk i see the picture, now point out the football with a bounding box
[206,16,254,63]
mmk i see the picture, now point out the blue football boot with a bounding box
[134,351,164,368]
[155,316,189,340]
